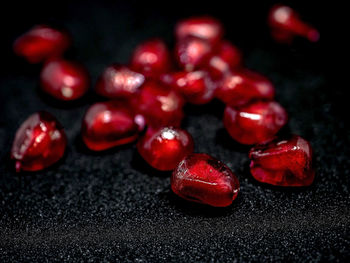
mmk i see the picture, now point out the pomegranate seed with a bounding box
[249,135,314,186]
[13,25,71,63]
[40,59,89,101]
[171,153,240,207]
[132,81,185,128]
[268,5,320,43]
[95,64,145,99]
[137,127,194,171]
[160,70,215,105]
[216,70,275,107]
[175,16,223,45]
[223,101,288,145]
[11,111,67,172]
[82,101,139,151]
[130,39,171,78]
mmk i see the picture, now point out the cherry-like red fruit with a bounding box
[40,59,89,101]
[13,25,71,63]
[171,153,240,207]
[11,111,67,172]
[82,101,139,151]
[249,135,314,186]
[137,127,194,171]
[223,101,288,145]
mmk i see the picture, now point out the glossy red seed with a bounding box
[171,153,240,207]
[132,81,185,128]
[13,25,70,63]
[160,70,215,105]
[95,64,145,99]
[216,70,275,107]
[268,5,320,43]
[130,39,171,78]
[175,16,223,45]
[249,135,314,186]
[11,111,67,172]
[137,127,194,171]
[82,101,139,151]
[223,101,288,145]
[40,59,89,101]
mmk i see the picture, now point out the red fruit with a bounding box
[223,101,288,145]
[268,5,320,43]
[95,65,145,99]
[171,153,240,207]
[137,127,194,171]
[130,39,171,78]
[82,101,139,151]
[132,81,185,128]
[11,111,67,172]
[175,37,213,71]
[216,70,275,107]
[175,16,223,45]
[249,135,314,186]
[40,59,89,101]
[160,70,215,105]
[13,25,71,63]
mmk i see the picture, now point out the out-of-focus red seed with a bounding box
[171,153,240,207]
[249,135,315,186]
[137,127,194,171]
[223,101,288,145]
[11,111,67,172]
[13,25,71,63]
[40,59,89,101]
[82,101,139,151]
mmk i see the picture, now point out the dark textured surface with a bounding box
[1,1,349,262]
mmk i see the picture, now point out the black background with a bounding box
[1,0,349,262]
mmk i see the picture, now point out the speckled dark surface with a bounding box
[0,0,349,262]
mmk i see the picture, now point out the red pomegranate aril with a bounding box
[137,127,194,171]
[95,64,145,99]
[268,5,320,43]
[249,135,314,186]
[223,101,288,145]
[171,153,240,207]
[11,111,67,172]
[175,16,223,45]
[13,25,71,63]
[216,70,275,107]
[130,39,171,78]
[82,101,139,151]
[40,59,89,101]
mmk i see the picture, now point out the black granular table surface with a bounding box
[1,1,349,262]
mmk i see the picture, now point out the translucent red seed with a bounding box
[249,135,314,186]
[40,59,89,101]
[137,127,194,171]
[11,111,67,172]
[13,25,71,63]
[81,101,139,151]
[171,153,240,207]
[223,101,288,145]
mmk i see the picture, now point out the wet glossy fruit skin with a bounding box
[11,111,67,172]
[82,101,139,151]
[171,153,240,207]
[249,135,315,186]
[223,101,288,145]
[268,5,320,43]
[137,127,194,171]
[95,65,145,99]
[40,59,89,101]
[130,39,171,78]
[216,70,275,107]
[13,25,71,63]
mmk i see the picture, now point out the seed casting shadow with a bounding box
[130,151,171,177]
[215,128,251,153]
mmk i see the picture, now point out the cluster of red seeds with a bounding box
[11,5,318,207]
